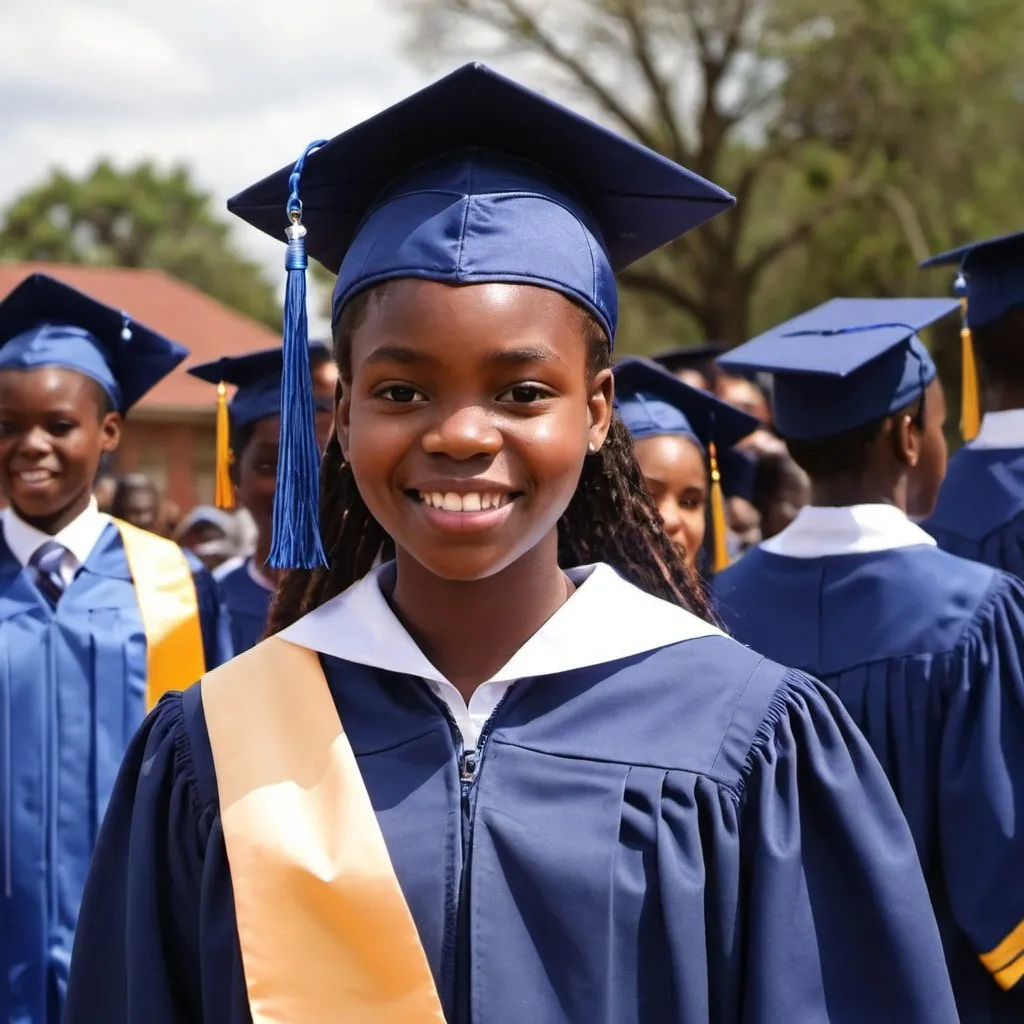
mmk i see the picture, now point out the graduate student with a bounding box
[67,65,957,1024]
[714,297,1024,1021]
[921,230,1024,575]
[650,342,724,390]
[191,345,334,653]
[0,272,232,1024]
[614,356,759,572]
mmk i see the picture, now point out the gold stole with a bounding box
[113,518,206,709]
[201,636,447,1024]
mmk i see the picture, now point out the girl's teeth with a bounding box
[420,491,509,511]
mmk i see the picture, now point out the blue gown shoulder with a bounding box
[924,447,1024,575]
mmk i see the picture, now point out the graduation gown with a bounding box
[65,562,957,1023]
[715,505,1024,1022]
[924,445,1024,578]
[0,522,232,1024]
[216,558,274,654]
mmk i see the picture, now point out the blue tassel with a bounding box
[267,140,329,570]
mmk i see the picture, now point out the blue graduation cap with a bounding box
[921,230,1024,440]
[227,62,736,569]
[188,343,331,510]
[717,298,959,441]
[0,272,188,413]
[614,356,758,571]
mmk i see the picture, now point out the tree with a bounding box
[397,0,1024,346]
[0,161,282,329]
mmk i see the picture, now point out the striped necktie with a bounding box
[30,540,68,606]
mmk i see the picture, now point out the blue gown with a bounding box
[66,633,956,1021]
[924,446,1024,578]
[0,522,232,1024]
[716,544,1024,1021]
[216,559,273,654]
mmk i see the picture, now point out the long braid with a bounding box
[267,283,714,633]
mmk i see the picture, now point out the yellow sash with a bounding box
[113,518,206,709]
[201,637,446,1024]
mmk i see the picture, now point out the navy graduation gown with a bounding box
[66,637,957,1022]
[716,544,1024,1021]
[924,446,1024,578]
[217,559,273,654]
[0,523,231,1024]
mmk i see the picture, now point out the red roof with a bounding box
[0,261,282,415]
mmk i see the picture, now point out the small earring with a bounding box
[587,441,597,454]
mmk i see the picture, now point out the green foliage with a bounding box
[397,0,1024,347]
[0,161,282,329]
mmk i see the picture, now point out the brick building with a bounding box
[0,262,282,512]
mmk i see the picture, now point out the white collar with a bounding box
[279,561,723,686]
[1,497,109,569]
[970,410,1024,450]
[246,557,276,593]
[760,504,936,558]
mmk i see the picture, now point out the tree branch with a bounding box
[740,176,874,282]
[617,266,703,317]
[455,0,662,150]
[617,2,689,162]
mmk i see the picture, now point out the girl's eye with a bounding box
[49,421,76,437]
[377,385,427,403]
[497,384,551,404]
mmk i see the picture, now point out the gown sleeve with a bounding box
[64,693,214,1023]
[187,551,235,668]
[737,671,959,1022]
[940,575,1024,1001]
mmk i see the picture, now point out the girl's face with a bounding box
[632,434,707,569]
[0,367,120,531]
[338,281,613,581]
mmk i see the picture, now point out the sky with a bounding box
[0,0,446,284]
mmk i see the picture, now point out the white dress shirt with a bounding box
[1,497,110,587]
[760,503,936,559]
[281,562,723,749]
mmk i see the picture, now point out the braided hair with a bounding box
[266,285,714,634]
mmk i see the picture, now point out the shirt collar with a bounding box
[971,410,1024,450]
[760,503,936,558]
[279,561,723,685]
[1,497,109,569]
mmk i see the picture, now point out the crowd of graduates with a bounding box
[2,61,1024,1024]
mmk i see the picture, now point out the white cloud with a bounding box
[0,0,438,279]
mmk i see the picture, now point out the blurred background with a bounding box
[3,0,1024,514]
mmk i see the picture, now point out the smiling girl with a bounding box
[67,66,957,1023]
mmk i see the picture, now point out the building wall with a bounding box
[112,414,216,514]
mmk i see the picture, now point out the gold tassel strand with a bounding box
[959,293,981,441]
[215,381,236,511]
[708,441,730,574]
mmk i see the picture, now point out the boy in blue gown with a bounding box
[0,273,232,1024]
[715,297,1024,1020]
[921,230,1024,576]
[190,346,334,653]
[66,67,958,1023]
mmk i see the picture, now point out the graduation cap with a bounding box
[614,356,759,571]
[0,273,187,413]
[227,62,735,569]
[717,298,959,441]
[921,230,1024,440]
[650,344,725,380]
[188,343,331,511]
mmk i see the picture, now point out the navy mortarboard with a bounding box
[227,61,734,568]
[718,297,959,440]
[614,356,758,570]
[189,344,331,511]
[0,272,188,412]
[921,230,1024,439]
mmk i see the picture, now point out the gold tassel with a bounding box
[215,381,236,511]
[708,441,730,574]
[959,296,980,441]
